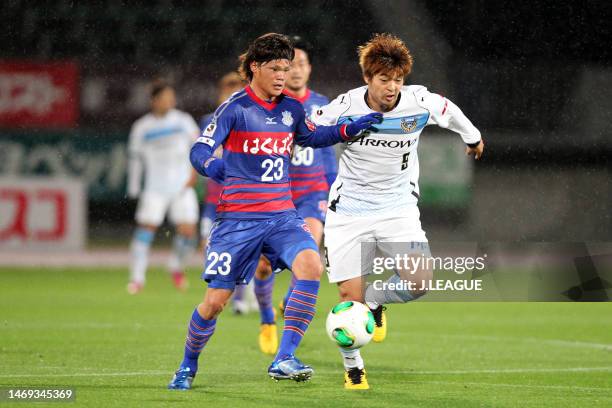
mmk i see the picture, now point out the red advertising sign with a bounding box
[0,178,87,250]
[0,61,79,127]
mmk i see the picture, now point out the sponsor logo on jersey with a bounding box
[281,110,294,126]
[240,134,294,155]
[265,117,277,125]
[347,137,415,148]
[203,122,216,137]
[400,117,417,133]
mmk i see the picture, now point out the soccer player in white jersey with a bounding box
[312,34,484,389]
[126,80,201,294]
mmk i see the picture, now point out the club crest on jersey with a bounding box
[281,110,294,127]
[400,117,417,133]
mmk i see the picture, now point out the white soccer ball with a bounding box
[326,301,375,350]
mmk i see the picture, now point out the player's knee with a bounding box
[292,250,323,281]
[410,268,433,299]
[338,285,360,302]
[199,297,226,319]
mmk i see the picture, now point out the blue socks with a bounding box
[254,274,275,324]
[282,274,297,310]
[181,309,217,373]
[275,279,319,362]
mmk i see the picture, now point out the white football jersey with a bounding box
[312,85,481,216]
[128,109,199,196]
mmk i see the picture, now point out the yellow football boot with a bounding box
[259,308,278,355]
[371,305,387,343]
[279,299,286,314]
[344,368,369,390]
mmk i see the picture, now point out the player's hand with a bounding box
[466,139,485,160]
[346,112,384,138]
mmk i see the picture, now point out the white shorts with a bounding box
[324,207,428,283]
[135,188,199,227]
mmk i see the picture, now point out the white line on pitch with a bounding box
[0,371,168,378]
[3,326,612,352]
[434,333,612,351]
[1,366,611,379]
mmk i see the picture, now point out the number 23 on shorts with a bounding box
[205,251,233,275]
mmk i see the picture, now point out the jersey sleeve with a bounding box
[311,92,350,126]
[190,102,236,177]
[293,103,347,148]
[127,121,143,198]
[414,87,481,145]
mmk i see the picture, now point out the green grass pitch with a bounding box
[1,266,611,407]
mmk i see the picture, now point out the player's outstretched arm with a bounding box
[416,87,484,159]
[295,112,383,148]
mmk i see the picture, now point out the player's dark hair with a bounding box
[288,35,313,64]
[238,33,295,81]
[150,79,173,99]
[358,33,413,79]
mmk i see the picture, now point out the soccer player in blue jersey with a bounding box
[253,36,339,355]
[168,33,382,389]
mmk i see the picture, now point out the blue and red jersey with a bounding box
[192,86,347,220]
[284,89,338,204]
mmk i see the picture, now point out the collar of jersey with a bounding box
[245,86,281,111]
[363,89,403,114]
[283,88,311,104]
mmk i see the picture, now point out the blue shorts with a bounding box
[295,195,328,224]
[202,211,318,290]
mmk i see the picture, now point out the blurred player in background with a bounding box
[126,80,201,294]
[199,72,257,314]
[314,34,484,389]
[168,33,382,390]
[253,36,338,355]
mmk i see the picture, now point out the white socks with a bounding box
[340,348,364,370]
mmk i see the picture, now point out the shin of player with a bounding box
[315,34,483,389]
